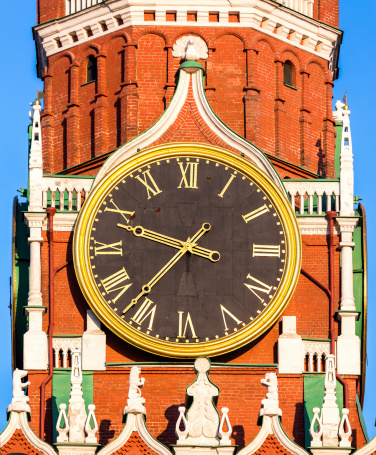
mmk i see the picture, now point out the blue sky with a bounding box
[0,0,375,442]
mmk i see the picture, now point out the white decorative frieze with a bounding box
[303,340,330,373]
[42,176,93,212]
[34,0,341,78]
[283,180,340,215]
[53,337,81,368]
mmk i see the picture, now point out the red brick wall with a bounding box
[42,27,335,177]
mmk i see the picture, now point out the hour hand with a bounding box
[117,224,220,262]
[118,224,183,249]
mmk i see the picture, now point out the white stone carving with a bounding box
[42,176,93,211]
[57,404,70,443]
[303,340,330,373]
[176,406,189,443]
[172,36,208,61]
[67,349,87,443]
[310,407,323,447]
[297,217,340,236]
[218,408,232,445]
[85,404,99,443]
[321,355,340,447]
[278,316,303,374]
[124,366,146,414]
[260,373,281,417]
[95,62,283,192]
[53,337,81,368]
[283,181,340,215]
[34,0,340,79]
[280,0,313,17]
[180,357,220,446]
[7,369,31,413]
[82,310,106,371]
[338,408,352,447]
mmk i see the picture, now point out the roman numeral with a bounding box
[220,305,242,331]
[253,244,280,257]
[131,298,156,330]
[135,170,162,199]
[218,174,236,198]
[101,268,132,303]
[105,199,135,224]
[94,240,122,256]
[178,162,199,189]
[244,274,272,303]
[242,205,269,223]
[177,311,197,338]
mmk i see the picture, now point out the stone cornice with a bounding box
[33,0,342,78]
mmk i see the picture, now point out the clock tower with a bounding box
[2,0,374,455]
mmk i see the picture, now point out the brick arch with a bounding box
[214,29,249,48]
[251,35,277,56]
[279,48,303,71]
[303,58,331,82]
[81,42,101,55]
[101,31,130,53]
[51,51,75,66]
[133,28,169,46]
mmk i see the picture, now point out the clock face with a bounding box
[74,145,301,357]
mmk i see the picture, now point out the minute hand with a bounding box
[118,224,220,262]
[122,223,211,314]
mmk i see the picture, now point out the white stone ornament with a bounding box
[172,36,208,61]
[176,407,189,443]
[183,357,220,445]
[85,404,99,443]
[218,407,232,445]
[260,373,281,417]
[310,407,323,447]
[124,366,146,414]
[67,349,87,443]
[56,404,70,443]
[321,355,340,447]
[7,369,31,413]
[338,408,352,447]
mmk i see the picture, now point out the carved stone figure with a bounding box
[7,369,31,412]
[184,357,220,445]
[172,36,208,61]
[124,366,146,414]
[67,349,87,443]
[260,373,281,417]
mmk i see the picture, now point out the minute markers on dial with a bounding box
[117,224,220,262]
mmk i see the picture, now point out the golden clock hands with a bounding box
[117,224,220,262]
[122,223,211,314]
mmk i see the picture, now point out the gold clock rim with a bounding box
[73,143,302,358]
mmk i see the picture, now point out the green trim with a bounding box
[302,338,330,342]
[43,173,95,179]
[106,362,278,367]
[53,334,82,338]
[284,83,297,90]
[356,394,369,442]
[282,178,339,182]
[179,61,205,73]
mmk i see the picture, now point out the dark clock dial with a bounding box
[88,155,287,343]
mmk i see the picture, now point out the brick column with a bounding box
[94,53,109,156]
[205,47,216,108]
[274,59,287,159]
[299,70,312,168]
[164,46,175,108]
[66,61,80,168]
[120,43,139,141]
[244,48,261,144]
[41,72,53,174]
[322,79,336,177]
